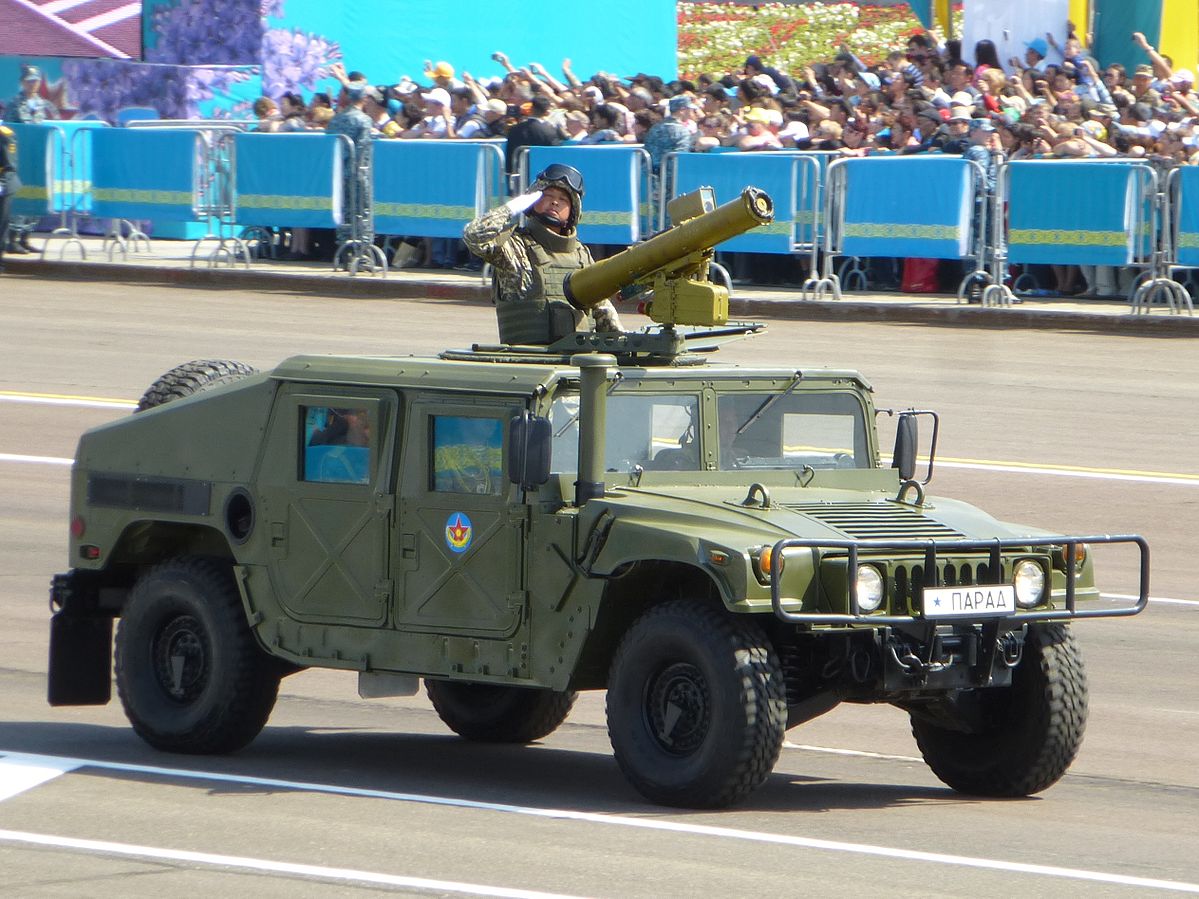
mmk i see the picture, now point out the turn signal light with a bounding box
[757,544,784,580]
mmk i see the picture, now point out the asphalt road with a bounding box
[1,274,1197,897]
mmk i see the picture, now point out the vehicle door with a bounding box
[256,385,399,625]
[395,395,528,639]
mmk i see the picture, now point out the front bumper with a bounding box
[768,534,1149,626]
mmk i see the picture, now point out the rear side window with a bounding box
[302,405,372,484]
[431,416,503,494]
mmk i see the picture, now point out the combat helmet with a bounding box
[530,163,584,231]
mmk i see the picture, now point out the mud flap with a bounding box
[47,613,112,706]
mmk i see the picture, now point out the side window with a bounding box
[431,416,504,494]
[301,405,372,485]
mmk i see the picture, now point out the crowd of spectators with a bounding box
[256,28,1199,167]
[242,26,1198,290]
[9,23,1197,291]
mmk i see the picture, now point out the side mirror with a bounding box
[891,413,918,482]
[508,412,552,490]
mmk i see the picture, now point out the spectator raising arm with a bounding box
[1132,32,1173,81]
[560,58,583,89]
[529,62,568,97]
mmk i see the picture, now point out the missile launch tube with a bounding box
[563,187,774,309]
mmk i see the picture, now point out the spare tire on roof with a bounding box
[136,359,257,412]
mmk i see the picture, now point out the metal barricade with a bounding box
[46,121,109,259]
[228,131,356,270]
[88,127,208,260]
[515,144,653,246]
[812,155,989,301]
[663,150,831,290]
[995,159,1174,311]
[374,139,506,237]
[1160,165,1198,314]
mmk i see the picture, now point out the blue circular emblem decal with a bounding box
[445,512,473,554]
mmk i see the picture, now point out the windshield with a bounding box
[551,393,700,473]
[716,392,869,471]
[550,389,870,475]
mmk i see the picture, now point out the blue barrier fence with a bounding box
[1007,160,1151,267]
[6,122,1196,310]
[233,132,344,229]
[375,140,505,239]
[518,144,651,246]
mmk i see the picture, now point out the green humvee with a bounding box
[48,338,1148,808]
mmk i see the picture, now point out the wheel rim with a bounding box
[152,614,209,703]
[644,662,710,756]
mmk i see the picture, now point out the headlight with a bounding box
[1014,559,1046,607]
[855,565,884,612]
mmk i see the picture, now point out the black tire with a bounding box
[605,600,786,808]
[136,359,256,412]
[115,557,280,754]
[911,623,1088,797]
[425,681,577,743]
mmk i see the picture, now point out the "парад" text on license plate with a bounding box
[922,584,1016,618]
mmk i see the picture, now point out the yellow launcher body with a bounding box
[563,187,774,328]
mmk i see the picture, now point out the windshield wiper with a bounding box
[734,371,803,437]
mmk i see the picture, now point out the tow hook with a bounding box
[887,642,946,683]
[999,633,1023,668]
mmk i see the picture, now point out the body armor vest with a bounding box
[494,222,592,345]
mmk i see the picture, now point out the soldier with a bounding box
[0,122,17,273]
[463,163,623,345]
[4,65,56,256]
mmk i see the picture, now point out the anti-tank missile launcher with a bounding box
[564,186,774,329]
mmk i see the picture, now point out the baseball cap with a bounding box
[421,87,451,108]
[1170,69,1194,86]
[20,65,41,82]
[948,106,972,122]
[1024,37,1049,59]
[668,95,698,114]
[344,80,367,101]
[484,98,507,115]
[969,118,996,132]
[1134,64,1154,78]
[425,61,454,80]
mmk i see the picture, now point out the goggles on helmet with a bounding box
[534,163,585,198]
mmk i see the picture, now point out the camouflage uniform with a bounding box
[464,203,623,345]
[325,106,373,244]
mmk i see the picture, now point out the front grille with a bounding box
[891,558,1003,613]
[785,502,965,540]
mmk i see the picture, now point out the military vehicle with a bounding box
[48,188,1148,808]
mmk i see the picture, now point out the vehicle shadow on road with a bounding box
[1,722,974,816]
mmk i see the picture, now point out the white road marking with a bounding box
[2,751,1197,893]
[0,754,80,801]
[1106,592,1199,608]
[0,829,583,898]
[0,453,73,466]
[936,459,1199,487]
[0,394,134,410]
[783,743,921,763]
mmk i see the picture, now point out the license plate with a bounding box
[922,584,1016,618]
